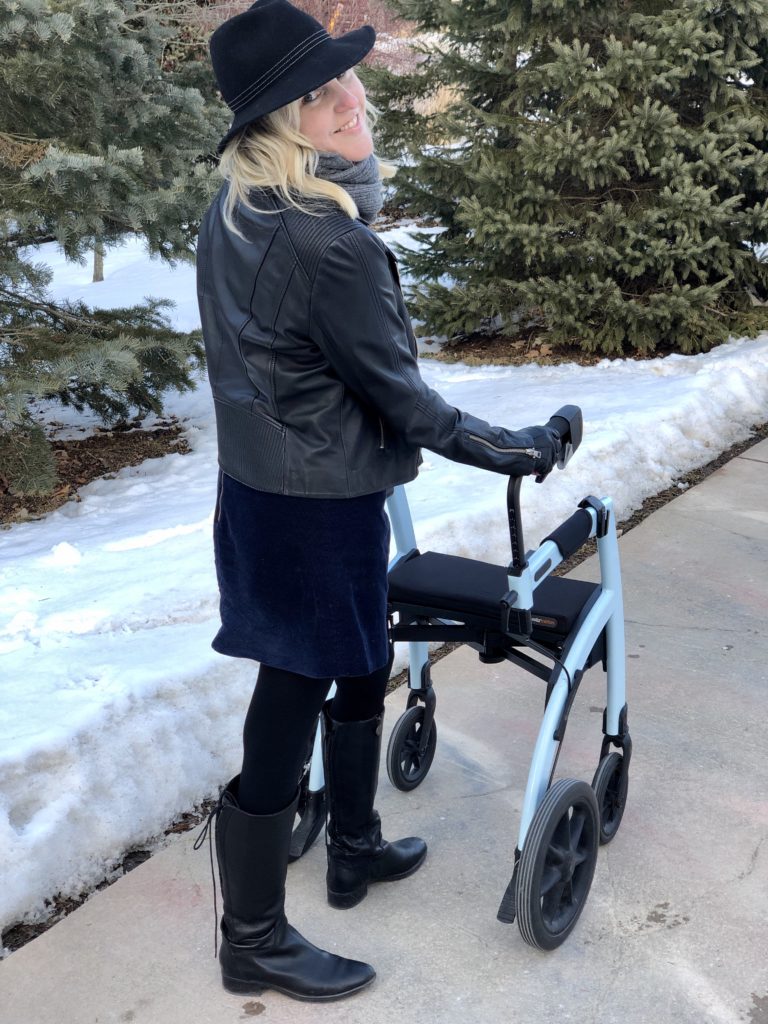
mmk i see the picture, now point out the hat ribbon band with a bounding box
[229,27,331,112]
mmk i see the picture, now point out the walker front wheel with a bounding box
[386,705,437,791]
[516,779,599,950]
[592,752,628,844]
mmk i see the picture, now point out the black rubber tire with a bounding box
[592,752,628,845]
[516,778,600,950]
[386,705,437,791]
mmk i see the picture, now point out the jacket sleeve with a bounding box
[308,226,557,477]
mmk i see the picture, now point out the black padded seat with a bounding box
[388,550,599,638]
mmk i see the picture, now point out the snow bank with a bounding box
[2,233,767,936]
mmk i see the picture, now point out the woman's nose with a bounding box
[334,84,360,111]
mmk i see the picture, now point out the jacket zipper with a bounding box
[215,472,225,522]
[379,418,386,450]
[468,434,540,458]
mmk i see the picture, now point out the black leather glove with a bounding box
[526,424,564,482]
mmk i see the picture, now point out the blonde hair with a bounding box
[219,92,398,238]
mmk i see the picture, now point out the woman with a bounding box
[197,0,562,1003]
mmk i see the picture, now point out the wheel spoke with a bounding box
[403,725,426,777]
[545,842,568,865]
[539,864,562,897]
[541,878,568,919]
[552,813,572,852]
[562,878,574,907]
[402,738,420,764]
[571,809,588,849]
[608,776,625,813]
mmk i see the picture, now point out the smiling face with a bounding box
[298,67,373,161]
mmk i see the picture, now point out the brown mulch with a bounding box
[0,421,191,526]
[422,329,686,367]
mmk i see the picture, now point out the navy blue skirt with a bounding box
[212,472,391,678]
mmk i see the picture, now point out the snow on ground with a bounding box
[2,230,768,938]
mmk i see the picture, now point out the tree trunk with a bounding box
[93,241,104,283]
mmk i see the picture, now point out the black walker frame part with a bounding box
[405,662,436,760]
[289,720,327,862]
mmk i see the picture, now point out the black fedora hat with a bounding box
[210,0,376,155]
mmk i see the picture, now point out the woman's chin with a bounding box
[330,131,374,162]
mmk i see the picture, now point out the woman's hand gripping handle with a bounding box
[529,404,583,483]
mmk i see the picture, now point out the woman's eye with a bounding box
[302,70,352,103]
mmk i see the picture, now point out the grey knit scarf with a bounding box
[315,150,383,225]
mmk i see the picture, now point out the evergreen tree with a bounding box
[2,0,227,265]
[0,227,205,493]
[364,0,768,355]
[0,0,229,494]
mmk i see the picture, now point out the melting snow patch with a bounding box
[103,518,212,552]
[38,542,82,568]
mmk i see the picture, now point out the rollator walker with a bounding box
[289,406,631,951]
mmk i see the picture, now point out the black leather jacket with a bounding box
[196,184,557,497]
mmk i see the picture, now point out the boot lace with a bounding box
[193,790,223,958]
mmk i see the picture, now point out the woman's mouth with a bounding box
[334,112,362,134]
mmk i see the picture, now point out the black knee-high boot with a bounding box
[213,776,375,1000]
[322,703,427,909]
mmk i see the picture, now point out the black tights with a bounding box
[238,651,393,815]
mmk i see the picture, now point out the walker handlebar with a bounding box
[508,405,583,572]
[545,404,583,472]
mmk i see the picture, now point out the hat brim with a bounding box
[215,26,375,155]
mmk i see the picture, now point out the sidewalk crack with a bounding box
[625,617,766,638]
[737,833,767,881]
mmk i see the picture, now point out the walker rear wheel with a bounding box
[386,705,437,791]
[592,752,628,844]
[516,779,599,950]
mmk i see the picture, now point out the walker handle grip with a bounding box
[509,405,583,570]
[545,404,582,470]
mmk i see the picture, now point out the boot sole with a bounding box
[328,847,428,909]
[222,972,376,1001]
[327,885,367,909]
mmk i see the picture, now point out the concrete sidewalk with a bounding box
[2,442,767,1024]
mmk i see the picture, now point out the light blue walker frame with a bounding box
[295,469,630,949]
[386,484,626,851]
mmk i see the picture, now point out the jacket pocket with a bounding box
[214,399,286,493]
